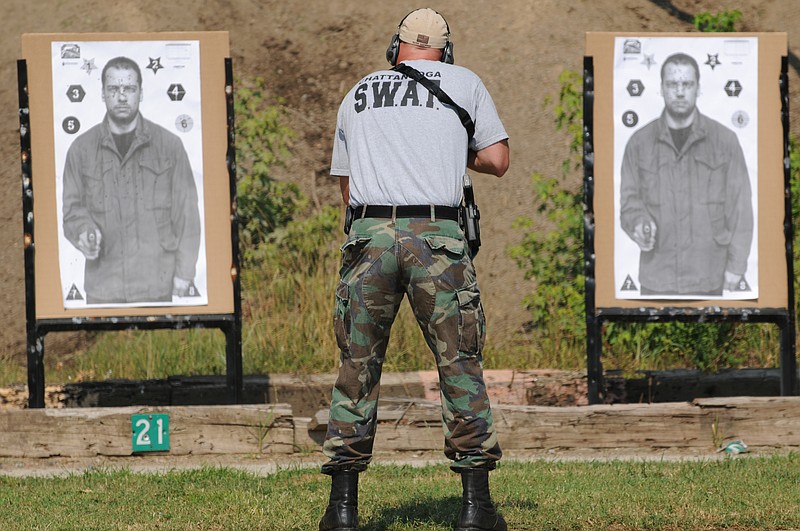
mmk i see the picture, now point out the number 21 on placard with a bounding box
[135,417,164,445]
[131,413,170,452]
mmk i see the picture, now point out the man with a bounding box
[319,8,509,531]
[620,52,753,296]
[62,56,201,304]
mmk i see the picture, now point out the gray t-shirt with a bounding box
[331,60,508,207]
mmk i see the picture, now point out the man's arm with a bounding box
[619,137,656,251]
[722,136,753,287]
[468,139,509,177]
[62,143,102,259]
[171,144,201,289]
[339,175,350,205]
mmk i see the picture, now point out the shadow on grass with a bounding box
[362,495,539,530]
[361,496,461,530]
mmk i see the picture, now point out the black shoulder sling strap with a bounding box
[391,62,481,258]
[392,63,475,142]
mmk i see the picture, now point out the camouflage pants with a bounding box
[321,216,502,475]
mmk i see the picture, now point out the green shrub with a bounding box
[234,78,303,264]
[694,10,743,32]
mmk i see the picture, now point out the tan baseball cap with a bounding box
[398,8,449,49]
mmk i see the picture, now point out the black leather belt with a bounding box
[351,205,460,221]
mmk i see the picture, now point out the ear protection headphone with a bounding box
[386,9,454,66]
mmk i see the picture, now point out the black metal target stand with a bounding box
[17,58,243,409]
[583,56,798,404]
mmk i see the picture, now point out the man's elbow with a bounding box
[494,156,509,177]
[491,142,510,177]
[474,140,509,177]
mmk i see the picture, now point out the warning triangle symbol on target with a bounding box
[186,282,201,297]
[735,277,752,292]
[178,281,201,298]
[620,275,638,291]
[66,284,84,301]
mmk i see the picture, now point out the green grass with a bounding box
[1,456,798,529]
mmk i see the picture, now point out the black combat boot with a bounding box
[319,470,359,531]
[455,468,507,531]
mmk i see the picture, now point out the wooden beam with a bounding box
[2,397,799,459]
[312,397,800,452]
[0,404,293,458]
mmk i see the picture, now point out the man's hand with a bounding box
[631,220,657,252]
[76,229,102,260]
[723,270,744,291]
[173,276,193,297]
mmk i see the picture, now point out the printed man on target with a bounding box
[62,56,201,305]
[620,52,753,297]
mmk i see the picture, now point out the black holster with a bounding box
[460,176,481,258]
[343,206,355,235]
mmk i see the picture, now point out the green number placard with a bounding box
[131,413,170,452]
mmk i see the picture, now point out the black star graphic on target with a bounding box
[705,53,721,70]
[147,57,164,74]
[81,58,97,76]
